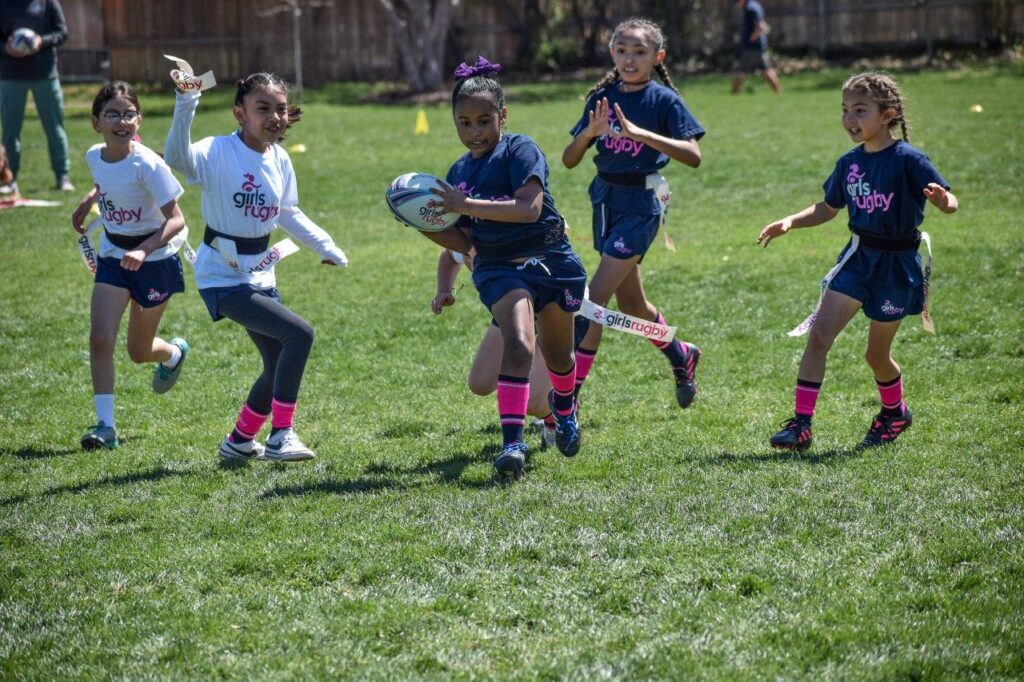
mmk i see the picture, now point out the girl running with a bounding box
[432,246,557,450]
[757,71,958,450]
[562,17,705,410]
[72,81,188,451]
[165,71,348,462]
[428,56,587,480]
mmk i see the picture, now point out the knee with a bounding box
[126,342,151,364]
[89,332,116,357]
[289,319,315,350]
[864,348,892,371]
[467,373,495,397]
[807,326,835,354]
[503,334,534,369]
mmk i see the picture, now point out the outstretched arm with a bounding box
[164,91,203,180]
[757,201,840,248]
[278,206,348,266]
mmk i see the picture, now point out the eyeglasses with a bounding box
[101,110,140,123]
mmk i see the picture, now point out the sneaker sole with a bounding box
[494,458,524,480]
[770,439,812,452]
[218,443,263,461]
[81,436,118,451]
[264,450,315,462]
[153,339,188,394]
[556,436,580,458]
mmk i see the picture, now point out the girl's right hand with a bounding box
[584,98,611,139]
[71,198,95,234]
[431,291,456,315]
[757,218,791,248]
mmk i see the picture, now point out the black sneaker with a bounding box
[494,441,528,480]
[857,407,913,449]
[673,344,701,409]
[769,415,813,451]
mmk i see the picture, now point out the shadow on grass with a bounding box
[0,466,189,507]
[707,448,860,465]
[11,446,80,460]
[262,444,503,498]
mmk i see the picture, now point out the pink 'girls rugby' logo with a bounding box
[232,172,279,222]
[241,173,261,192]
[564,289,582,307]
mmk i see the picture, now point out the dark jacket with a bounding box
[0,0,68,81]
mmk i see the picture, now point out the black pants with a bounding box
[218,289,314,412]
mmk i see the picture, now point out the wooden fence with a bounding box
[59,0,1024,84]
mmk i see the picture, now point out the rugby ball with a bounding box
[8,28,38,57]
[386,172,458,232]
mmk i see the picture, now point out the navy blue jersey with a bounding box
[740,1,768,50]
[570,81,704,176]
[823,140,950,239]
[445,132,564,259]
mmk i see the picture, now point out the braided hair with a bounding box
[585,17,680,100]
[234,72,303,138]
[843,72,910,142]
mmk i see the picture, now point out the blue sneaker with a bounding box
[494,441,528,480]
[152,337,188,394]
[81,422,118,451]
[548,390,581,458]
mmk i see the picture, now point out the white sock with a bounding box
[162,343,182,369]
[94,394,115,428]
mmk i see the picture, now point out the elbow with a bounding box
[689,154,702,169]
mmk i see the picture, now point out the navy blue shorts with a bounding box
[829,270,923,323]
[199,284,281,322]
[473,250,586,314]
[593,204,660,263]
[95,255,185,308]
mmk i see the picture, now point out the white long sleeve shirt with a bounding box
[165,91,346,289]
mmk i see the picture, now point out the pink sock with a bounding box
[877,374,905,413]
[794,379,821,418]
[497,375,529,444]
[547,364,576,416]
[232,404,268,442]
[271,398,296,430]
[575,348,596,391]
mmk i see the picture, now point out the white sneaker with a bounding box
[264,427,315,462]
[218,435,265,461]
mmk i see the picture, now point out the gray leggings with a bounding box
[218,289,314,412]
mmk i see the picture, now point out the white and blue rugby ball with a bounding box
[8,28,39,57]
[386,172,458,232]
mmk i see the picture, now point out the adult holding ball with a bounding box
[0,0,75,196]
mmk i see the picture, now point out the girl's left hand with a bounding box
[429,180,469,214]
[611,103,647,141]
[120,249,146,272]
[923,183,951,210]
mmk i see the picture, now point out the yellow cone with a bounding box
[969,104,983,113]
[414,109,430,135]
[288,143,307,153]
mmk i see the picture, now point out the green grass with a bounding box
[2,66,1023,678]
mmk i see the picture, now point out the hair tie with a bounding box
[236,79,245,88]
[453,56,501,81]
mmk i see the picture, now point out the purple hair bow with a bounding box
[453,56,502,80]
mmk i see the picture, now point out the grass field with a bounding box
[1,65,1022,679]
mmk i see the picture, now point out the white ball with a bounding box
[386,172,459,232]
[9,28,39,57]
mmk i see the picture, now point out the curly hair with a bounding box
[843,72,910,142]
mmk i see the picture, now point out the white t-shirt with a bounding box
[165,91,346,290]
[86,142,184,261]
